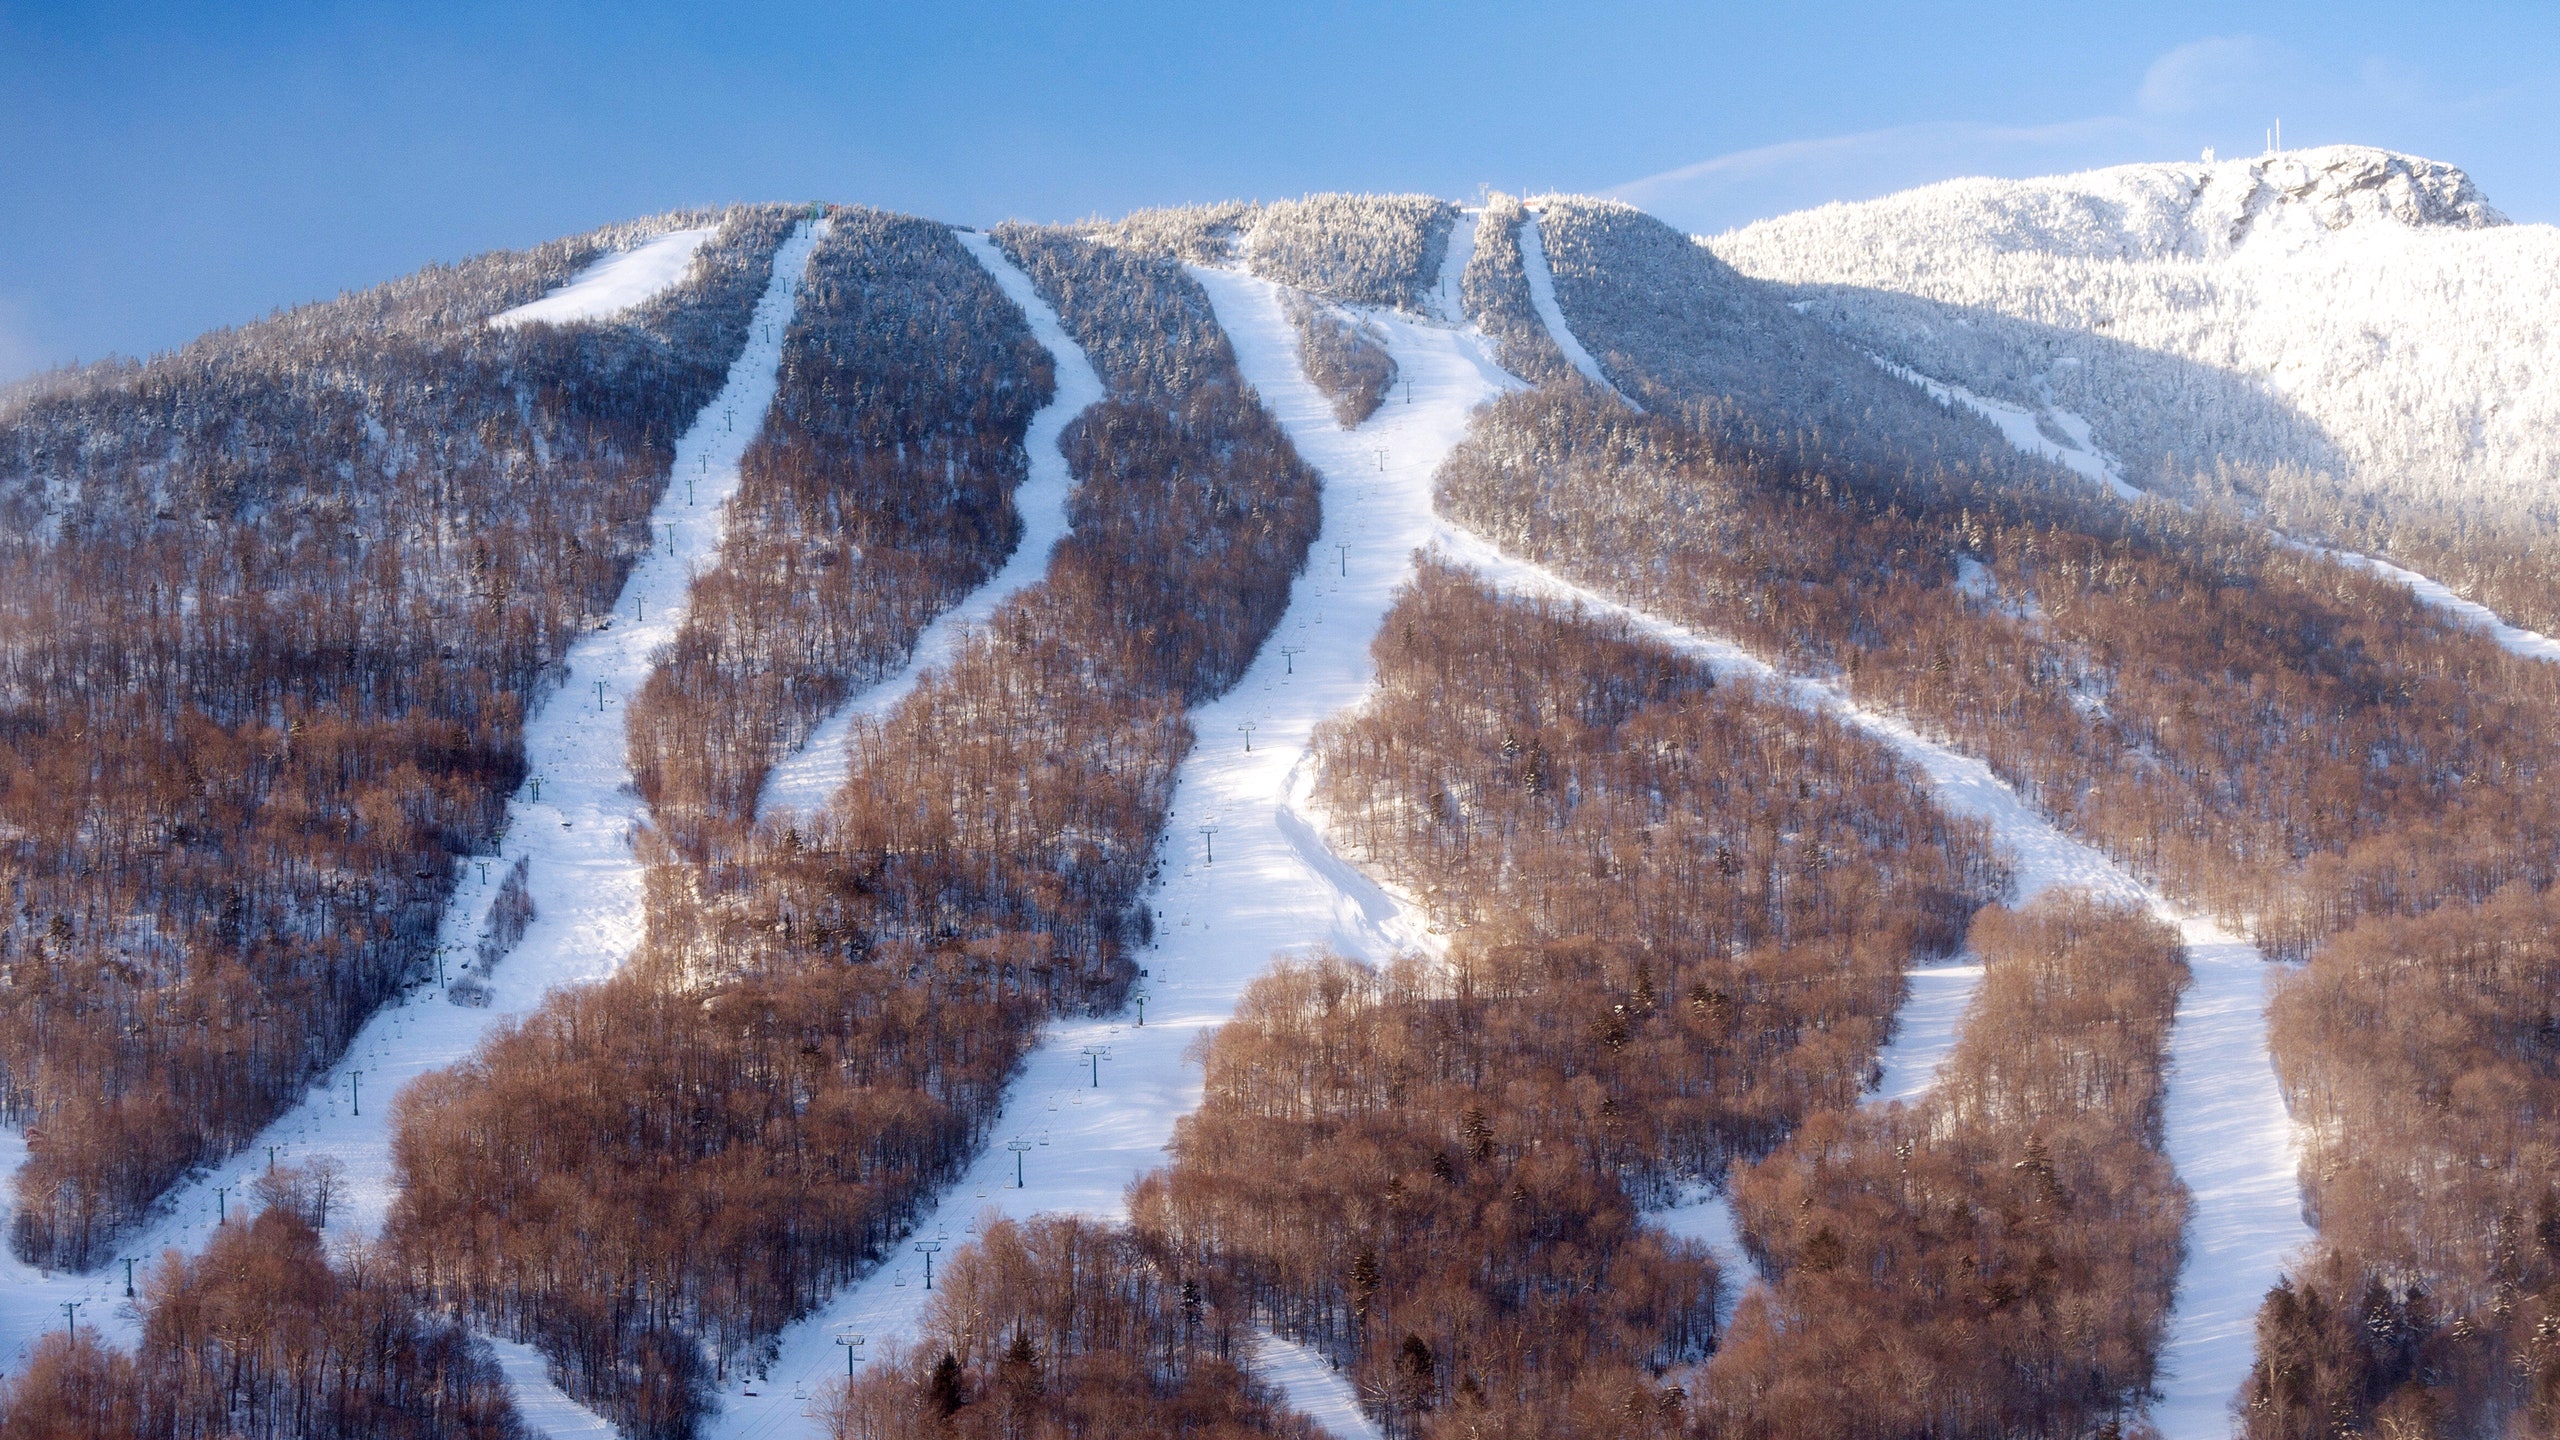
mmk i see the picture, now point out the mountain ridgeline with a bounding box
[0,156,2554,1440]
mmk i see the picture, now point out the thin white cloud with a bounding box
[2137,35,2285,116]
[1600,30,2510,236]
[1605,116,2147,237]
[1614,116,2133,197]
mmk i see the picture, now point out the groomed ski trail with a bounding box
[756,232,1107,820]
[1254,1331,1382,1440]
[1513,292,2308,1437]
[1518,210,1637,409]
[494,226,720,329]
[704,256,1496,1440]
[0,220,825,1385]
[489,1338,619,1440]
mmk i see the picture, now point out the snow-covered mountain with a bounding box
[1709,146,2560,531]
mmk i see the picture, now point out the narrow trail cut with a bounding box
[1517,209,1637,408]
[493,226,719,328]
[755,232,1107,820]
[0,220,826,1380]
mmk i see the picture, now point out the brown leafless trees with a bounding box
[384,219,1322,1437]
[0,1206,524,1439]
[894,564,2001,1436]
[1708,894,2189,1439]
[831,1214,1319,1440]
[2244,885,2560,1435]
[0,204,797,1268]
[1283,292,1395,426]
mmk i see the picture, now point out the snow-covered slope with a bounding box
[492,226,719,327]
[0,219,826,1374]
[1472,258,2310,1439]
[1711,146,2560,527]
[702,246,1505,1440]
[1518,210,1634,407]
[754,232,1105,820]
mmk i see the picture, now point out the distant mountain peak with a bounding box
[2165,145,2507,255]
[1743,145,2507,265]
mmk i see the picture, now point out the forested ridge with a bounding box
[3,182,2558,1440]
[1711,895,2189,1439]
[382,215,1320,1437]
[847,563,2003,1436]
[1510,195,2560,1435]
[0,203,796,1269]
[625,208,1054,856]
[1462,196,1578,388]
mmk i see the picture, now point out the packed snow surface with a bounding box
[1517,210,1636,408]
[756,232,1106,819]
[1869,961,1990,1103]
[487,1337,617,1439]
[0,219,825,1373]
[1254,1330,1381,1440]
[492,226,717,327]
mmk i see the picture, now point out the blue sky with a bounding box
[3,0,2553,380]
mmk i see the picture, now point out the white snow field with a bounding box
[703,246,1508,1440]
[0,220,825,1392]
[1518,210,1636,408]
[755,232,1106,821]
[493,226,719,328]
[1868,960,1990,1103]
